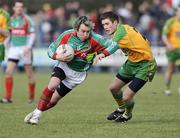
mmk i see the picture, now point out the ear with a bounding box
[13,6,15,11]
[113,20,118,25]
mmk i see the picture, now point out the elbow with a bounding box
[47,50,51,58]
[161,35,167,42]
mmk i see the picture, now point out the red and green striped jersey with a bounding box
[162,17,180,48]
[10,14,35,47]
[48,29,119,72]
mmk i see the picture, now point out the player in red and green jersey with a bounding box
[98,11,157,123]
[162,6,180,96]
[24,16,119,125]
[0,1,36,104]
[0,8,10,62]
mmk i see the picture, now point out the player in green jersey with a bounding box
[0,8,10,63]
[0,1,36,103]
[162,6,180,95]
[98,11,157,123]
[24,16,119,125]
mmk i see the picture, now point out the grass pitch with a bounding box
[0,71,180,138]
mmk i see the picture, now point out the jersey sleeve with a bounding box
[6,16,11,30]
[47,30,72,59]
[1,9,10,30]
[113,24,127,42]
[162,18,174,36]
[47,35,62,59]
[26,15,35,33]
[112,24,128,49]
[91,32,119,56]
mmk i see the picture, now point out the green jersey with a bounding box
[0,8,10,42]
[48,29,119,72]
[10,14,35,47]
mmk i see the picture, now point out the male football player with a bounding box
[162,6,180,95]
[24,16,119,125]
[0,1,36,103]
[98,11,157,123]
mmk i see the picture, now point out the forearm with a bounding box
[0,28,10,37]
[162,35,172,48]
[47,42,57,60]
[103,39,119,56]
[27,33,35,49]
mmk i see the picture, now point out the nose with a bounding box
[104,25,108,30]
[84,32,89,37]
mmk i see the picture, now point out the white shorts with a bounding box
[55,62,87,89]
[7,46,32,64]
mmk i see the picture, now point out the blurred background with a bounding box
[1,0,180,72]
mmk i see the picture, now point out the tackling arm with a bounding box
[0,28,10,37]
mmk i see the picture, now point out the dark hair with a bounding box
[14,0,24,6]
[74,16,94,31]
[100,11,119,22]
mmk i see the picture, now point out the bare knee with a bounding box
[27,74,34,82]
[48,82,60,91]
[109,84,120,93]
[5,70,13,78]
[109,78,125,93]
[167,68,174,74]
[167,63,174,74]
[47,85,56,91]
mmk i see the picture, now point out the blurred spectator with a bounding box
[0,0,177,48]
[117,1,136,25]
[89,10,101,33]
[39,3,58,47]
[137,1,159,45]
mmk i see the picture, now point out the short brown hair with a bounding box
[74,16,94,31]
[14,0,24,6]
[100,11,119,23]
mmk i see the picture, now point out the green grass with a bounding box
[0,72,180,138]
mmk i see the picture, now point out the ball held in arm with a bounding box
[56,44,74,62]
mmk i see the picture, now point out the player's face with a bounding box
[13,2,24,16]
[101,18,118,36]
[77,24,91,41]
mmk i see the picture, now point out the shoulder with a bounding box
[90,31,104,40]
[0,8,10,20]
[62,29,75,35]
[164,17,176,26]
[24,14,34,24]
[113,24,127,42]
[60,29,76,38]
[56,29,75,43]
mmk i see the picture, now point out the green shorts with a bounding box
[166,48,180,62]
[0,43,5,61]
[118,59,157,82]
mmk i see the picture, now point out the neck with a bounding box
[110,33,114,38]
[15,13,23,17]
[77,34,84,41]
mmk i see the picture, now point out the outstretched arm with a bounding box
[0,28,9,37]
